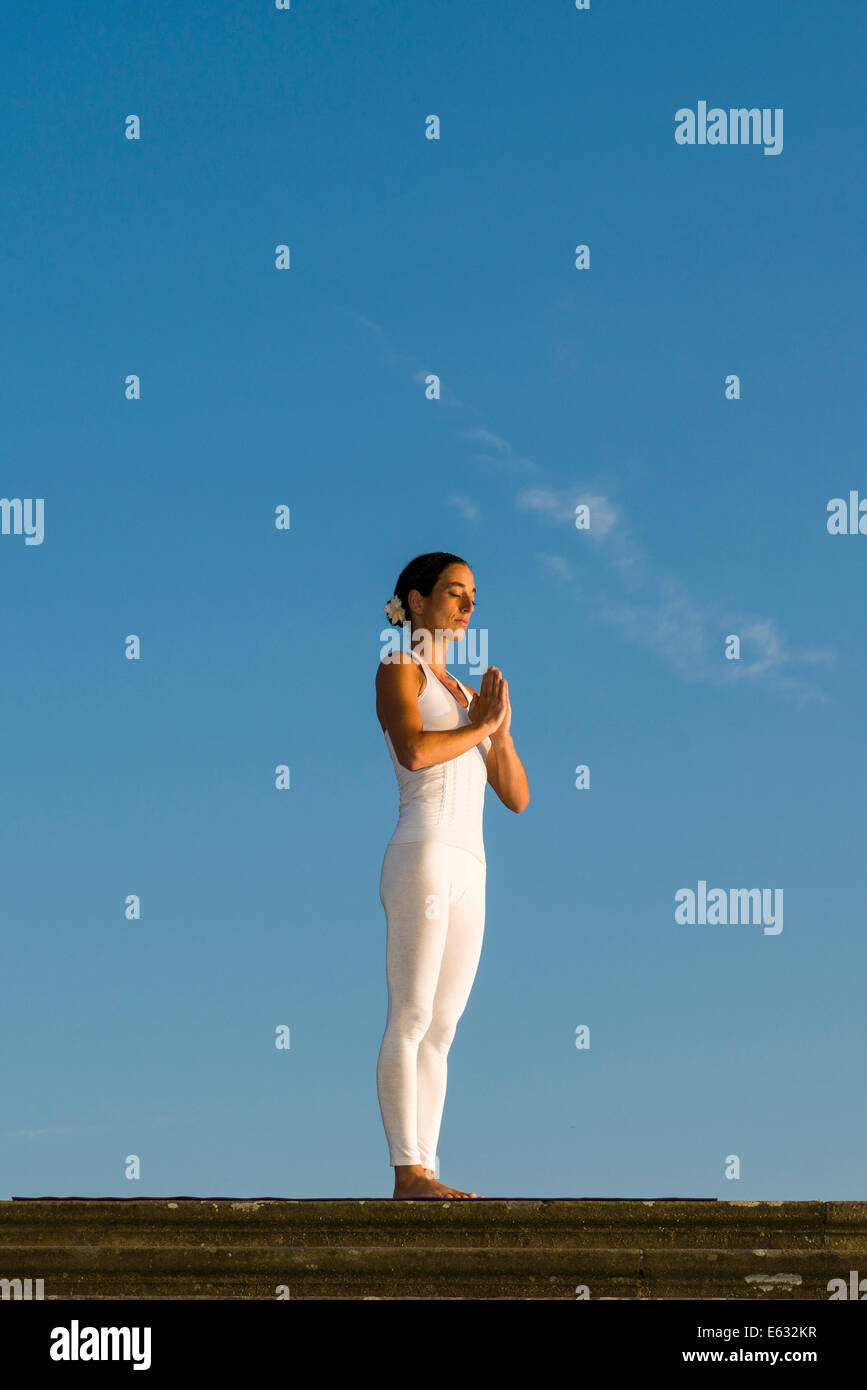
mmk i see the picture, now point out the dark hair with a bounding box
[393,552,469,627]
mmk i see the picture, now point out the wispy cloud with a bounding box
[459,427,538,479]
[557,525,831,696]
[518,488,618,536]
[353,312,832,698]
[9,1113,177,1140]
[449,494,480,521]
[539,554,576,584]
[345,312,476,409]
[409,368,473,410]
[10,1126,92,1140]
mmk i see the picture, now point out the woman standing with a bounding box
[375,553,529,1199]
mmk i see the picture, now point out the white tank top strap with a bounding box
[409,647,471,712]
[406,646,430,695]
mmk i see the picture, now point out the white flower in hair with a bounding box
[384,595,406,625]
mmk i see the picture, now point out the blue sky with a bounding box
[2,0,865,1201]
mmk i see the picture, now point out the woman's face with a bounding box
[412,563,475,642]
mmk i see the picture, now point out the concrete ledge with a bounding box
[1,1200,864,1299]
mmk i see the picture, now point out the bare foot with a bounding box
[393,1163,483,1199]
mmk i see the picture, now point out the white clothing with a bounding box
[377,841,486,1169]
[382,648,491,867]
[377,647,491,1169]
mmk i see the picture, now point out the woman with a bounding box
[375,552,529,1199]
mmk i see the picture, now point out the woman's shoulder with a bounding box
[375,649,425,691]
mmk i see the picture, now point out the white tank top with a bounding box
[383,648,491,866]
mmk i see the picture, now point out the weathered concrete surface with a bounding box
[1,1199,864,1299]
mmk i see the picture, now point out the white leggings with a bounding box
[376,840,486,1169]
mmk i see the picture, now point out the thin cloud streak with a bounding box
[353,312,831,697]
[449,494,480,521]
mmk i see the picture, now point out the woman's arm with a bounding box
[467,669,529,812]
[376,654,502,770]
[485,734,530,812]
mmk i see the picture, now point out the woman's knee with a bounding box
[386,1001,434,1044]
[419,1014,460,1054]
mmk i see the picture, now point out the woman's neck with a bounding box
[412,636,449,670]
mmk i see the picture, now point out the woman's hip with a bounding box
[380,838,485,907]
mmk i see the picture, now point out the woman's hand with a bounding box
[490,673,512,741]
[468,666,509,737]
